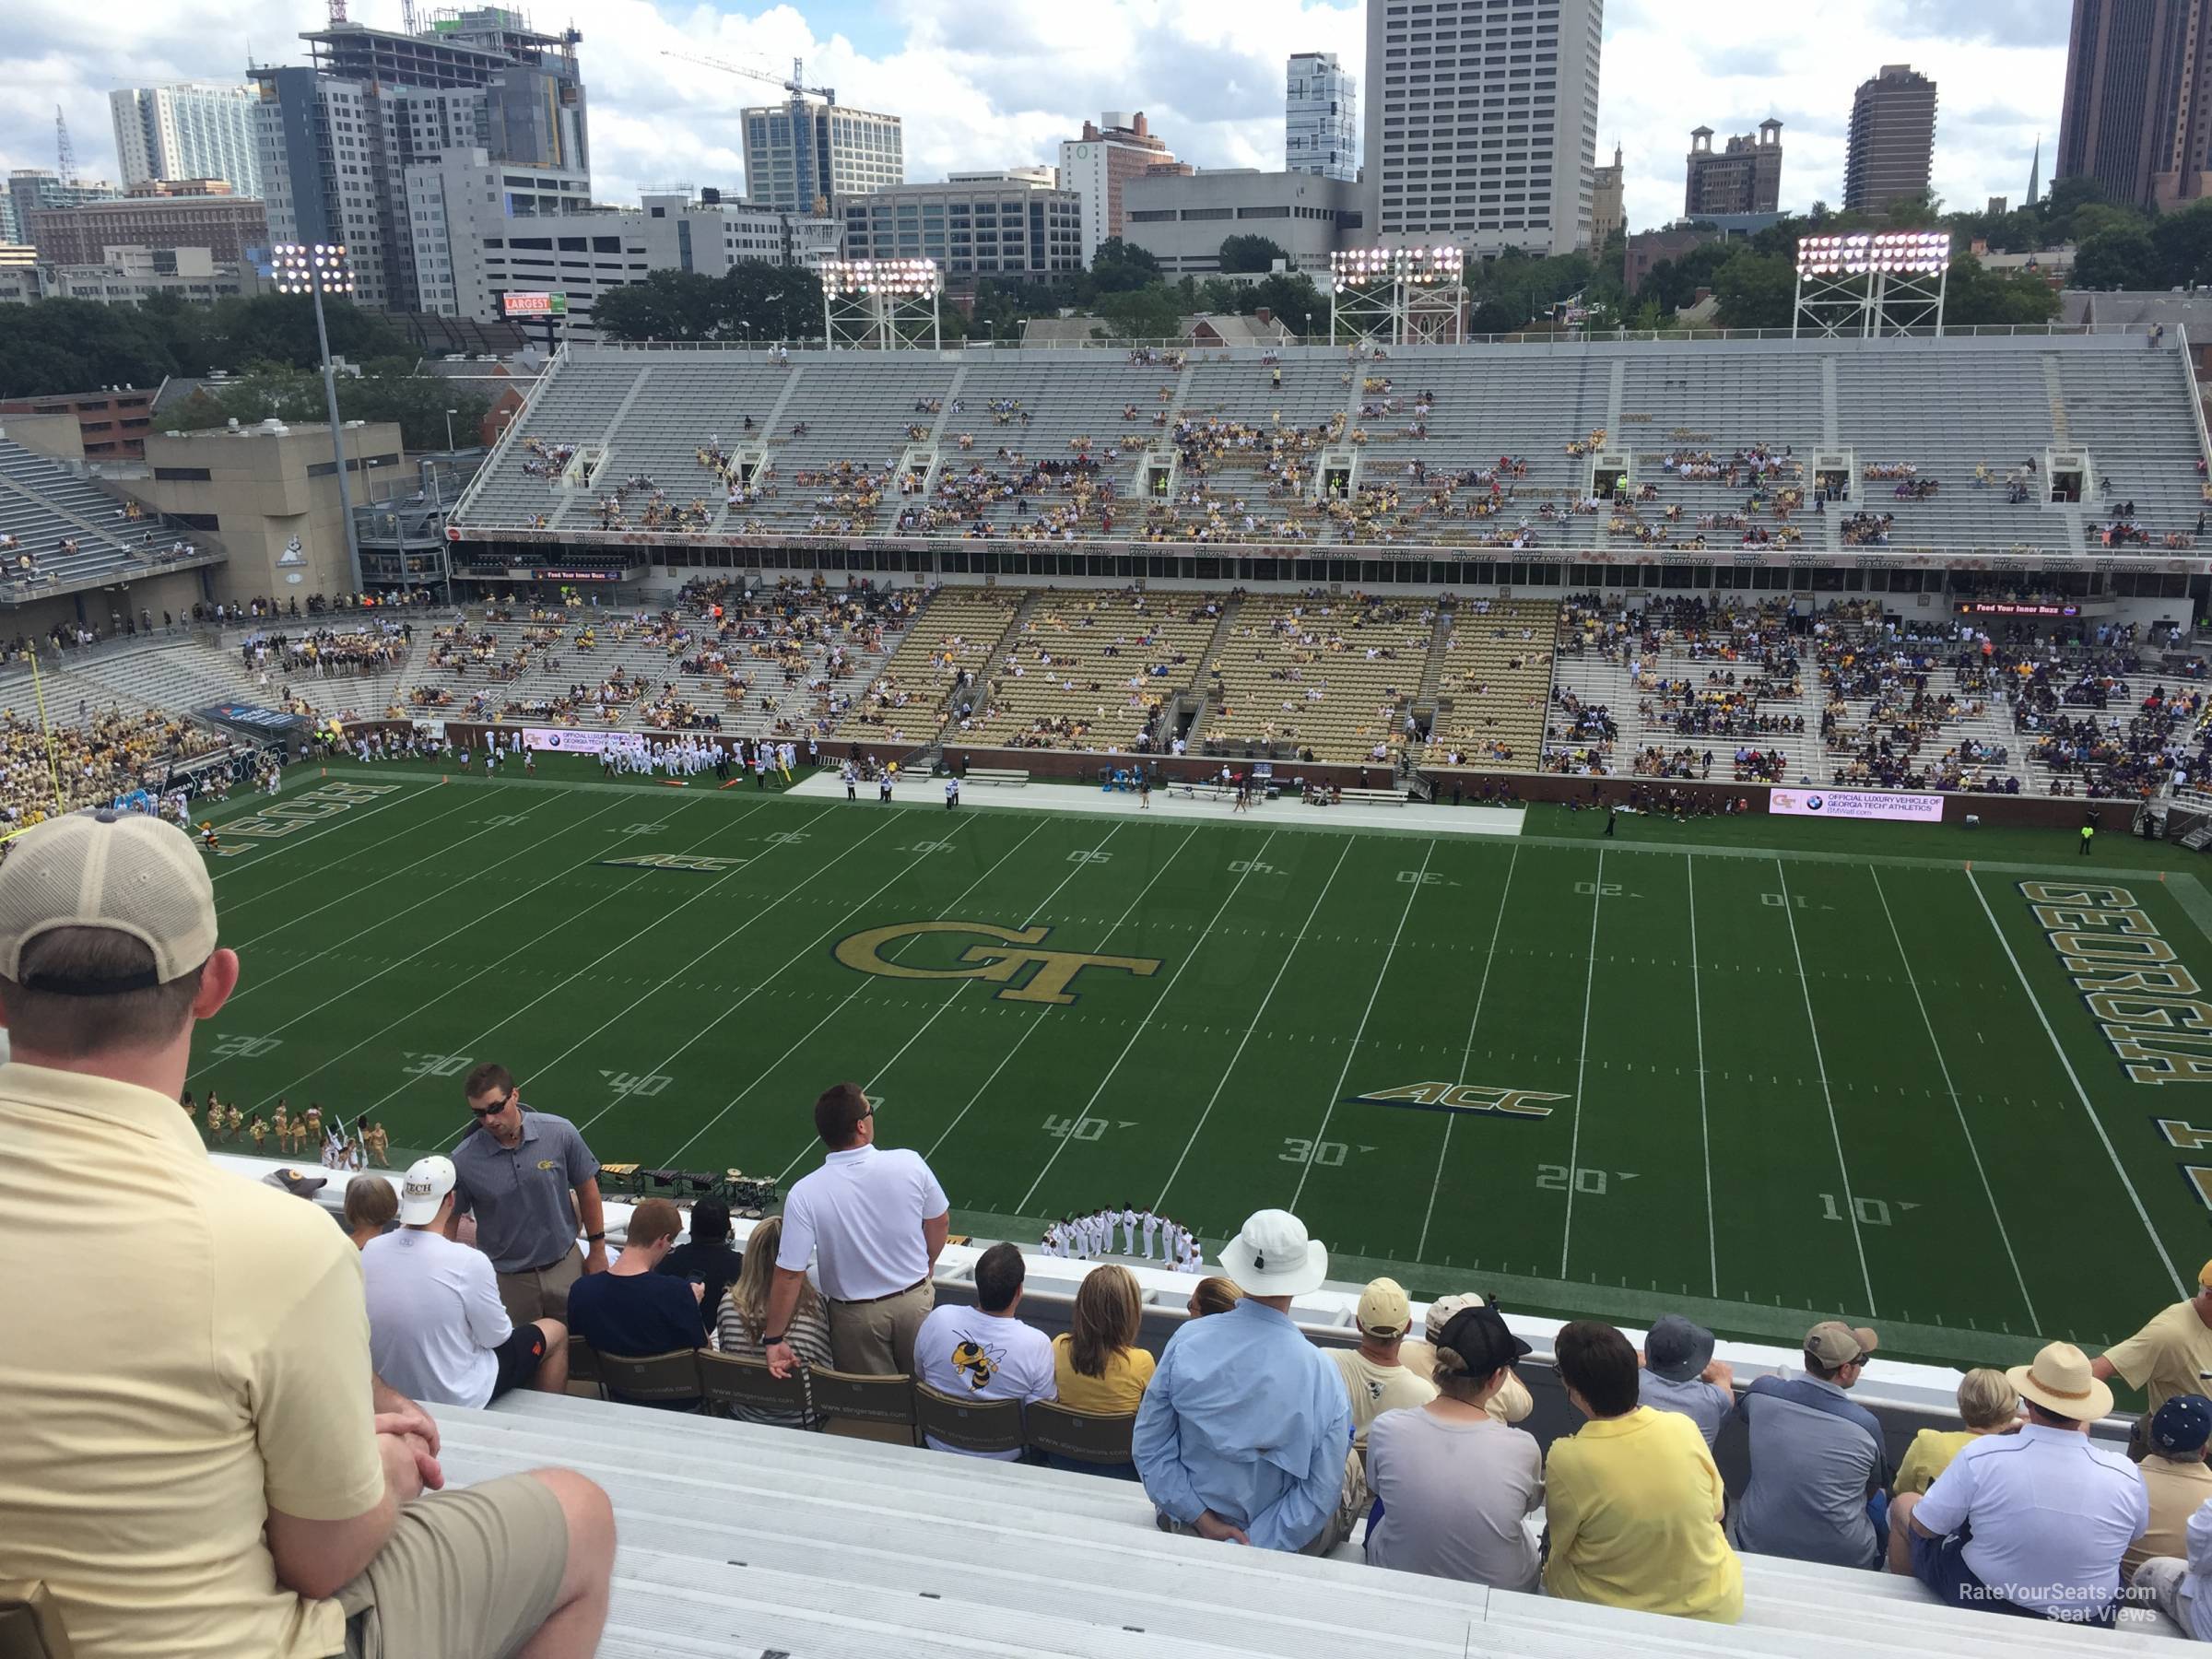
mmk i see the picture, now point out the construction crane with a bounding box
[54,106,77,189]
[661,50,837,214]
[661,50,833,109]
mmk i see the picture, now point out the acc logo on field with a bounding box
[834,920,1161,1006]
[1351,1080,1568,1119]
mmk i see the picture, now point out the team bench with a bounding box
[964,767,1030,787]
[1312,786,1408,806]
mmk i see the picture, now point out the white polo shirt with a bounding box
[1912,1423,2147,1620]
[777,1144,949,1301]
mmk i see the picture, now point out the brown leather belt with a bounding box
[830,1277,928,1306]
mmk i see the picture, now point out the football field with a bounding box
[187,759,2212,1370]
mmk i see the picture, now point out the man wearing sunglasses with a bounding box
[448,1063,608,1327]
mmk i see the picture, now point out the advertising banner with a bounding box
[1769,788,1945,823]
[515,727,641,755]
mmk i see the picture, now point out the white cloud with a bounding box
[0,0,2061,252]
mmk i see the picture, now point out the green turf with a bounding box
[186,758,2212,1372]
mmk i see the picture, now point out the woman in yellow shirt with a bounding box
[1890,1368,2020,1496]
[1052,1265,1154,1415]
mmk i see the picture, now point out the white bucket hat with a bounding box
[1219,1208,1328,1298]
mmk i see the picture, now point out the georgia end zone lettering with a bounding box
[208,782,406,855]
[2020,881,2212,1084]
[833,921,1161,1006]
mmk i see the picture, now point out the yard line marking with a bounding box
[198,786,638,1053]
[1559,849,1605,1280]
[338,797,785,1121]
[1872,868,2038,1329]
[1289,837,1436,1217]
[566,811,967,1141]
[231,793,729,1100]
[916,825,1201,1170]
[1417,844,1518,1264]
[663,817,1053,1166]
[207,776,441,881]
[1018,830,1282,1215]
[223,789,564,953]
[1153,834,1356,1214]
[1965,867,2184,1299]
[1778,859,1877,1317]
[1686,854,1717,1299]
[217,785,488,918]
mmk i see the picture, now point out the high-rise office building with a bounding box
[1364,0,1604,257]
[110,83,262,196]
[2058,0,2212,209]
[252,8,590,312]
[1059,112,1182,260]
[1685,120,1783,218]
[741,104,902,218]
[840,172,1082,286]
[1843,65,1936,215]
[1287,53,1357,182]
[1590,143,1624,248]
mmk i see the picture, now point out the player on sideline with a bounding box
[946,775,960,810]
[843,759,858,801]
[879,770,894,806]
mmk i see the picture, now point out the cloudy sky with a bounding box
[3,0,2063,239]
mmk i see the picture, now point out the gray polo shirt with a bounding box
[1724,1373,1886,1568]
[449,1108,599,1274]
[1639,1371,1731,1447]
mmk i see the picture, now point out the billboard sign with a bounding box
[502,291,568,317]
[1769,788,1945,824]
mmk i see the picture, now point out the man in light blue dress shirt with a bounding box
[1134,1209,1355,1555]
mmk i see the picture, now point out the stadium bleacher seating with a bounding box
[0,437,215,594]
[430,1385,2175,1658]
[453,334,2206,559]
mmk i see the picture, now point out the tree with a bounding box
[170,360,489,453]
[1711,249,1794,329]
[2152,202,2212,288]
[1089,238,1161,293]
[720,260,825,342]
[1098,284,1181,341]
[591,270,724,342]
[1218,234,1289,274]
[1469,299,1524,336]
[1242,271,1325,326]
[2074,227,2160,290]
[1944,256,2062,327]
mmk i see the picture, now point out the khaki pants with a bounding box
[827,1281,934,1375]
[496,1248,582,1328]
[335,1473,568,1658]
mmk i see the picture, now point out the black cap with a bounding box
[1436,1302,1532,1381]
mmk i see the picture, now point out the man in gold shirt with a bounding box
[0,810,614,1657]
[2095,1258,2212,1449]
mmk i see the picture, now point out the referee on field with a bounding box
[763,1082,949,1378]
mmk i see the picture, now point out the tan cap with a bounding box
[1425,1291,1489,1340]
[1357,1277,1413,1338]
[0,811,217,991]
[1805,1321,1878,1369]
[2007,1340,2114,1423]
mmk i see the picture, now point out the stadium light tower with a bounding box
[1329,247,1467,347]
[822,258,942,351]
[273,242,365,595]
[1793,231,1951,340]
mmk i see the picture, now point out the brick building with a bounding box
[24,189,269,265]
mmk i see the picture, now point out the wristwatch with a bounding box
[762,1333,788,1346]
[585,1231,606,1242]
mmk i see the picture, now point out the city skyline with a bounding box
[3,0,2063,249]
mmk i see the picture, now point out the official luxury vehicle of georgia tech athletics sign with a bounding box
[833,921,1161,1006]
[1349,1081,1570,1119]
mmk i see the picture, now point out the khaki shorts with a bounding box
[827,1280,934,1375]
[335,1473,568,1659]
[496,1247,583,1327]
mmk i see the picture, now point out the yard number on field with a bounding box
[1574,881,1623,897]
[1283,1137,1370,1166]
[1537,1164,1636,1194]
[1818,1193,1916,1225]
[1068,849,1113,865]
[211,1034,283,1059]
[600,1070,672,1097]
[402,1052,474,1078]
[1044,1113,1116,1140]
[1230,859,1277,875]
